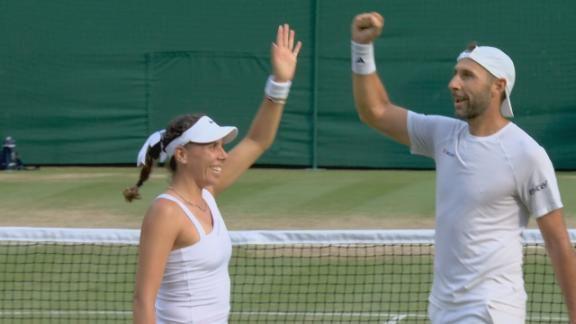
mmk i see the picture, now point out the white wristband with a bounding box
[351,41,376,75]
[265,76,291,103]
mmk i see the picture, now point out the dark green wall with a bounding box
[1,1,575,168]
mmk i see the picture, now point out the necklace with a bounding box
[167,186,208,213]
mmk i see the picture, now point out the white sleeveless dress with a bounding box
[154,190,232,324]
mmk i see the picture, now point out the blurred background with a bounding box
[1,0,575,169]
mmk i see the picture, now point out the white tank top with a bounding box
[155,190,232,324]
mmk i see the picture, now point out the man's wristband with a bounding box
[265,76,291,104]
[351,41,376,75]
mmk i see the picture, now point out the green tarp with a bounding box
[1,1,575,168]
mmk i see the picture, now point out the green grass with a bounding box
[0,242,568,323]
[0,167,574,323]
[0,167,574,229]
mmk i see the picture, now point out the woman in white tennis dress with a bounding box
[125,24,302,324]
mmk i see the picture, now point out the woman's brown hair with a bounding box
[122,113,205,202]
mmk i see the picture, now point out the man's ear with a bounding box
[493,78,507,100]
[496,78,507,91]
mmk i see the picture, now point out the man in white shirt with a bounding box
[350,12,576,323]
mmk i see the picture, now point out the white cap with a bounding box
[163,116,238,158]
[457,45,516,117]
[3,136,15,148]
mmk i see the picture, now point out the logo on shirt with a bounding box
[528,180,548,196]
[442,148,455,157]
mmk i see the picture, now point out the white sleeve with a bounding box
[517,146,563,218]
[407,111,461,159]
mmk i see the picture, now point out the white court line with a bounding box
[0,310,131,317]
[0,310,426,319]
[383,314,408,323]
[229,311,426,319]
[0,310,569,322]
[526,315,571,322]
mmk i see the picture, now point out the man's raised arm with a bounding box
[351,12,410,146]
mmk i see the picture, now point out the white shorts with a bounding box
[429,300,525,324]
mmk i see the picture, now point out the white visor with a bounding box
[164,116,238,158]
[136,130,166,166]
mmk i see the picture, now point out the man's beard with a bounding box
[455,88,492,121]
[457,102,488,120]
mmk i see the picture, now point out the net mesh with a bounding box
[0,228,572,323]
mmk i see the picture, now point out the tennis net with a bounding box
[0,227,573,323]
